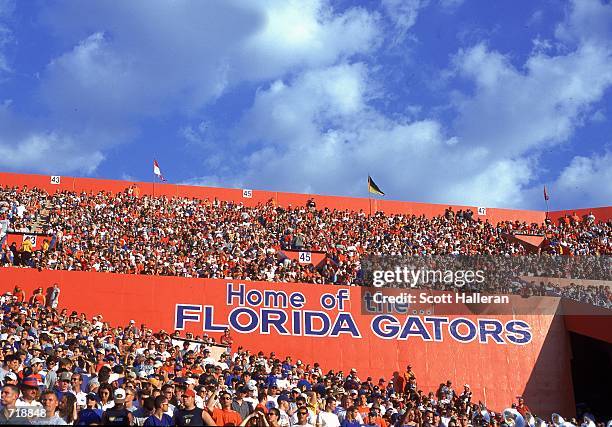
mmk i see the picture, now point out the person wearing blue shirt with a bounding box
[76,394,103,426]
[144,396,174,426]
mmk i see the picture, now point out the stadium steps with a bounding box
[31,199,52,234]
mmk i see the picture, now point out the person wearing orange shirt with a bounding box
[30,288,46,307]
[13,286,26,304]
[208,391,242,426]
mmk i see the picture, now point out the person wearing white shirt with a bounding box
[70,372,88,409]
[316,398,340,427]
[16,377,43,408]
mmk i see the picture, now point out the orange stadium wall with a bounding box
[0,268,575,416]
[0,172,554,224]
[548,207,612,223]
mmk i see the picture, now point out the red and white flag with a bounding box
[153,160,166,182]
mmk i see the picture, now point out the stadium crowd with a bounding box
[0,294,606,426]
[0,186,609,283]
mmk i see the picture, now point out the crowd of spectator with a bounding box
[0,185,610,309]
[0,294,607,426]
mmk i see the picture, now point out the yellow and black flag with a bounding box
[368,175,385,196]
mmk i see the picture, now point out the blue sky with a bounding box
[0,0,611,210]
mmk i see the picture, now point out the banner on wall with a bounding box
[0,267,573,414]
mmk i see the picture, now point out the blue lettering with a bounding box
[246,290,263,306]
[424,316,448,341]
[478,319,505,344]
[260,309,289,335]
[226,283,245,305]
[505,320,532,345]
[449,318,477,342]
[303,311,331,337]
[229,308,258,333]
[336,289,349,310]
[320,293,336,310]
[371,315,400,339]
[203,306,228,333]
[175,304,202,330]
[329,313,361,338]
[289,293,306,309]
[399,317,432,341]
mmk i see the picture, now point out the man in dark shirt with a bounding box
[102,388,134,425]
[174,389,204,426]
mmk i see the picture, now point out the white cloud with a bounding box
[0,0,14,76]
[381,0,424,44]
[40,0,380,117]
[590,109,606,123]
[442,0,612,207]
[0,133,104,174]
[190,63,533,207]
[1,0,380,176]
[439,0,464,11]
[552,151,612,207]
[197,0,612,209]
[452,41,612,157]
[555,0,612,46]
[0,98,115,175]
[234,0,380,80]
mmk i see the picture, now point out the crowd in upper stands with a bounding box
[0,292,606,426]
[0,185,610,307]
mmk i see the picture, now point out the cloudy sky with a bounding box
[0,0,611,210]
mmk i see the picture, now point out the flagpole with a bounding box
[544,186,549,219]
[368,174,372,217]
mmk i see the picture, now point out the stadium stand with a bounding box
[0,174,610,425]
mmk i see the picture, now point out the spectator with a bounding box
[209,391,242,426]
[17,376,42,407]
[76,393,103,425]
[102,388,135,425]
[36,390,68,425]
[144,395,173,426]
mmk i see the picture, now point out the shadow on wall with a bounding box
[522,309,575,419]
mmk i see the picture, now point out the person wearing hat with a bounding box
[26,357,45,386]
[231,385,253,420]
[276,394,292,426]
[101,388,134,425]
[173,388,211,426]
[54,370,73,401]
[459,384,472,405]
[17,375,43,408]
[3,372,18,387]
[76,393,104,425]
